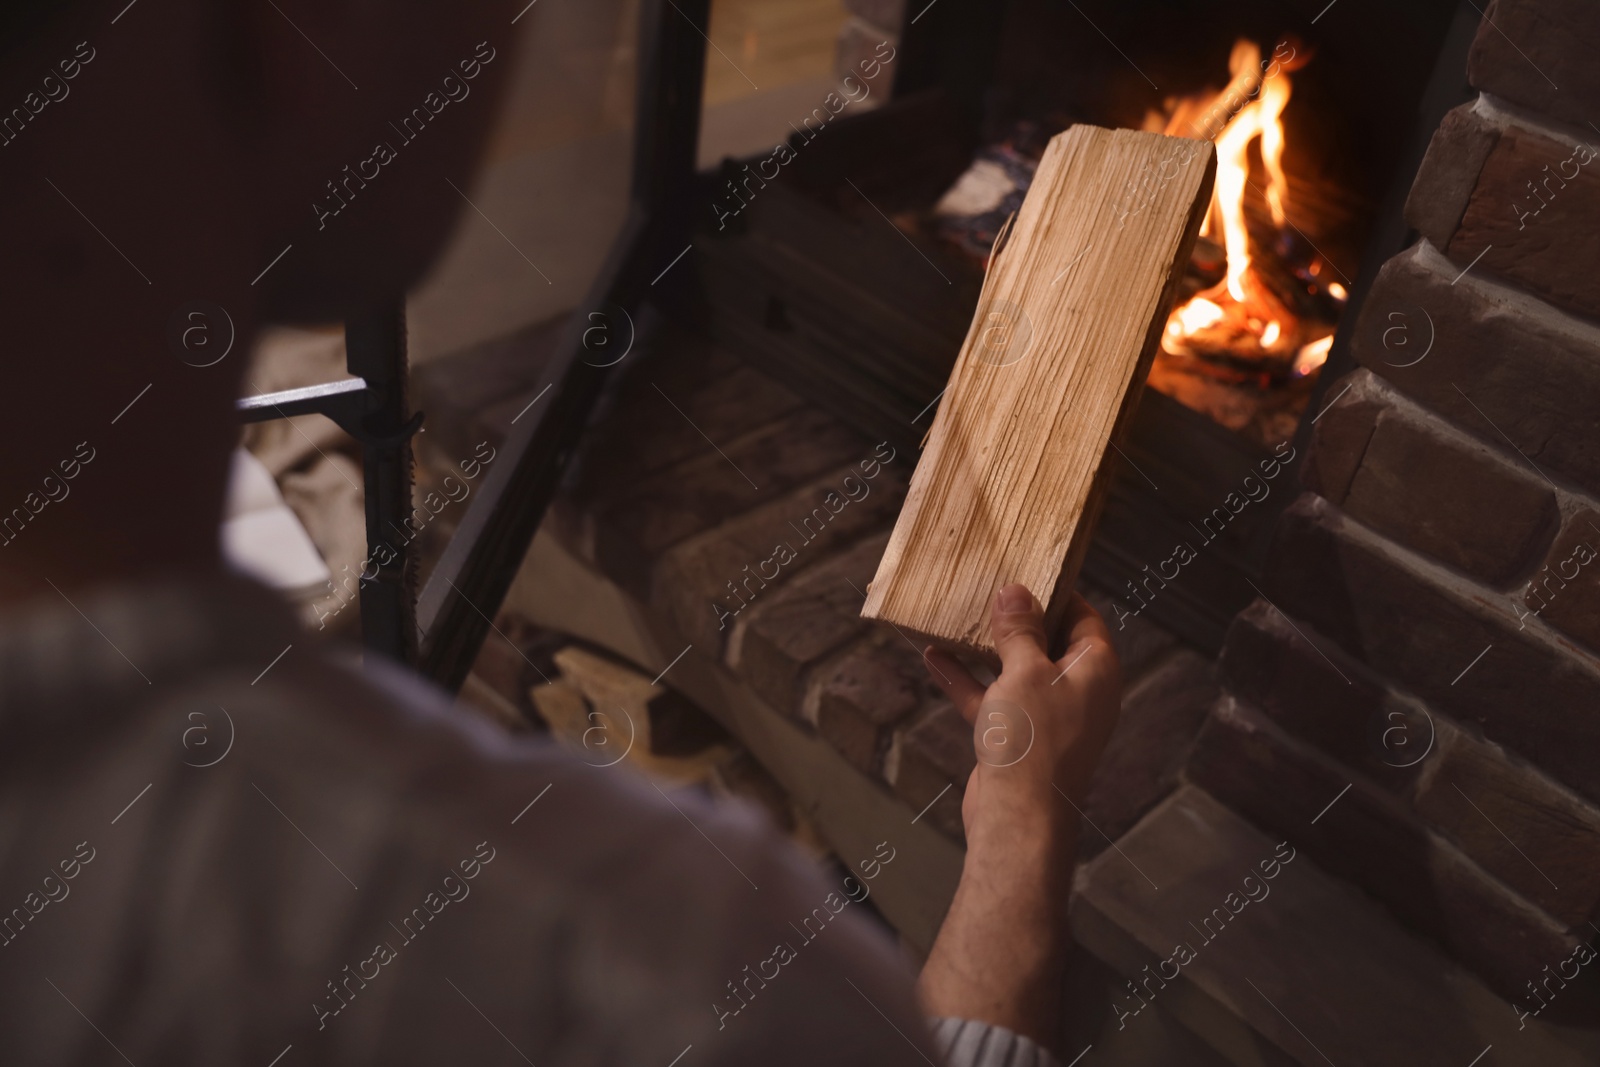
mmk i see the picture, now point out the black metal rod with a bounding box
[343,304,418,665]
[415,0,710,691]
[629,0,710,213]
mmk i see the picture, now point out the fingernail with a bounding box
[997,584,1032,613]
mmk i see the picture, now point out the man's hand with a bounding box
[924,584,1122,844]
[915,584,1122,1053]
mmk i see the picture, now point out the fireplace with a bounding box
[688,0,1475,649]
[406,1,1600,1050]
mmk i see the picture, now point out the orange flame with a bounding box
[1293,334,1333,375]
[1149,38,1326,365]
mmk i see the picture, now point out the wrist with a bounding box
[965,763,1078,838]
[963,790,1079,872]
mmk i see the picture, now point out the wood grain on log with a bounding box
[862,125,1216,654]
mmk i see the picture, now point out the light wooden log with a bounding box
[862,126,1216,655]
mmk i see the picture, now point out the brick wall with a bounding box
[534,318,1222,876]
[1197,0,1600,1016]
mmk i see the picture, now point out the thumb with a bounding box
[991,583,1049,672]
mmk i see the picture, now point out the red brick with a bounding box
[573,343,804,499]
[1343,408,1556,583]
[1077,650,1215,859]
[1226,595,1600,931]
[551,341,807,573]
[1072,785,1594,1061]
[651,460,908,653]
[886,701,972,841]
[1266,493,1600,806]
[727,532,890,717]
[1449,121,1600,322]
[1298,387,1380,505]
[589,406,870,599]
[1188,698,1577,1004]
[1350,242,1600,500]
[1219,600,1433,792]
[1310,371,1559,585]
[1522,507,1600,655]
[814,635,926,776]
[1405,103,1499,248]
[1408,101,1600,322]
[1468,0,1600,130]
[1414,728,1600,927]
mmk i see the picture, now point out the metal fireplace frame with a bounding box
[235,0,714,686]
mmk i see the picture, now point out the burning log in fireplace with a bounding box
[1147,38,1349,387]
[929,35,1363,448]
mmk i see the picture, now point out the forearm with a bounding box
[917,807,1078,1050]
[916,586,1121,1059]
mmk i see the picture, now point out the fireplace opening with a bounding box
[1145,36,1351,448]
[922,0,1454,448]
[691,0,1475,648]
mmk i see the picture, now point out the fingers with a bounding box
[1054,592,1120,682]
[1060,592,1114,651]
[923,646,985,723]
[990,583,1050,674]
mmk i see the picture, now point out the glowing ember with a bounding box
[1260,320,1281,347]
[1169,296,1225,335]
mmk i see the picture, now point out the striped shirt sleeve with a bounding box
[930,1017,1064,1067]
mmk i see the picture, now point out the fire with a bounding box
[1145,38,1342,373]
[1168,296,1224,335]
[1211,53,1290,300]
[1293,334,1333,376]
